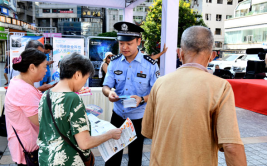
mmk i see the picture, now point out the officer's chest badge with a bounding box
[121,24,128,31]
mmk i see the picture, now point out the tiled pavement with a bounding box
[0,83,267,166]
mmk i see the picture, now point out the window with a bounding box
[43,9,50,13]
[226,15,232,19]
[145,0,153,2]
[119,15,123,21]
[247,35,253,42]
[217,0,223,4]
[215,28,221,35]
[113,15,115,20]
[145,7,149,12]
[133,8,135,11]
[206,0,212,3]
[136,6,143,12]
[205,14,211,21]
[227,0,233,5]
[215,41,222,48]
[216,14,222,21]
[133,16,143,23]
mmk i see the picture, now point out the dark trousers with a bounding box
[105,111,144,166]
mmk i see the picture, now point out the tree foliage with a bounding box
[141,0,207,54]
[97,31,117,37]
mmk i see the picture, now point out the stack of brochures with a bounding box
[122,98,137,108]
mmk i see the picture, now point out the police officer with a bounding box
[102,22,159,166]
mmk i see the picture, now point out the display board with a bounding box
[10,35,44,70]
[52,37,84,73]
[88,37,118,87]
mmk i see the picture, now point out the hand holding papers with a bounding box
[87,113,137,162]
[119,95,137,108]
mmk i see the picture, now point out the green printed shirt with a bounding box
[37,91,90,166]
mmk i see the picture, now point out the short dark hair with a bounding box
[215,65,219,67]
[45,44,53,50]
[60,52,95,79]
[25,40,44,50]
[13,48,47,73]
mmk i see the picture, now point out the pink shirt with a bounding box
[5,78,42,164]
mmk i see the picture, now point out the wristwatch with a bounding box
[140,96,145,105]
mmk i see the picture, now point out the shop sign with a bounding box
[0,16,5,22]
[6,17,11,24]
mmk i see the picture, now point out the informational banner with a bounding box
[87,113,137,162]
[88,37,118,87]
[52,37,84,73]
[10,35,44,70]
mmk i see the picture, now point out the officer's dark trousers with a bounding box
[105,111,144,166]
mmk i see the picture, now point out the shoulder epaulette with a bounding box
[111,54,122,61]
[144,55,156,65]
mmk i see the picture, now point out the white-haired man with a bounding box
[142,26,247,166]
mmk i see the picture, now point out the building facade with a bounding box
[224,0,267,53]
[106,0,153,32]
[190,0,239,51]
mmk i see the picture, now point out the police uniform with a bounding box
[103,22,159,166]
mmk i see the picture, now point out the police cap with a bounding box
[114,22,144,41]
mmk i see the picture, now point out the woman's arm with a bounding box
[28,114,39,126]
[102,63,108,74]
[74,128,122,150]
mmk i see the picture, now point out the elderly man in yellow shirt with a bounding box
[142,26,247,166]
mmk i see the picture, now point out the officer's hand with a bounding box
[130,95,142,107]
[108,91,120,102]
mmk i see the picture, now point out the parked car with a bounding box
[230,54,260,75]
[207,54,245,72]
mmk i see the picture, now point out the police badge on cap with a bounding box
[114,22,144,41]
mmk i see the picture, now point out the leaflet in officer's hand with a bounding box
[118,95,131,99]
[123,98,137,108]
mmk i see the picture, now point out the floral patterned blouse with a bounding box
[37,91,91,166]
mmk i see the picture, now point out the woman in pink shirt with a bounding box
[5,48,47,166]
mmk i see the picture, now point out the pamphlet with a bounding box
[87,113,137,161]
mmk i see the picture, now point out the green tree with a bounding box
[141,0,207,55]
[97,31,117,37]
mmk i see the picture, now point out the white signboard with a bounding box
[52,37,84,73]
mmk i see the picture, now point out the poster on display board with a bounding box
[88,37,118,87]
[52,37,84,73]
[10,35,44,70]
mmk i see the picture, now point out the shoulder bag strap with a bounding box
[46,90,89,162]
[12,126,26,152]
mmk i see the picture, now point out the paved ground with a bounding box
[1,107,267,166]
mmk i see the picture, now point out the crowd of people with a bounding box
[3,21,247,166]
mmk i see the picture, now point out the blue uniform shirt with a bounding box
[103,50,159,120]
[45,53,51,76]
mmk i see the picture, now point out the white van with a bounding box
[207,54,245,72]
[230,54,260,75]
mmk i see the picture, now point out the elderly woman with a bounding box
[5,48,47,166]
[38,53,122,166]
[99,52,114,86]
